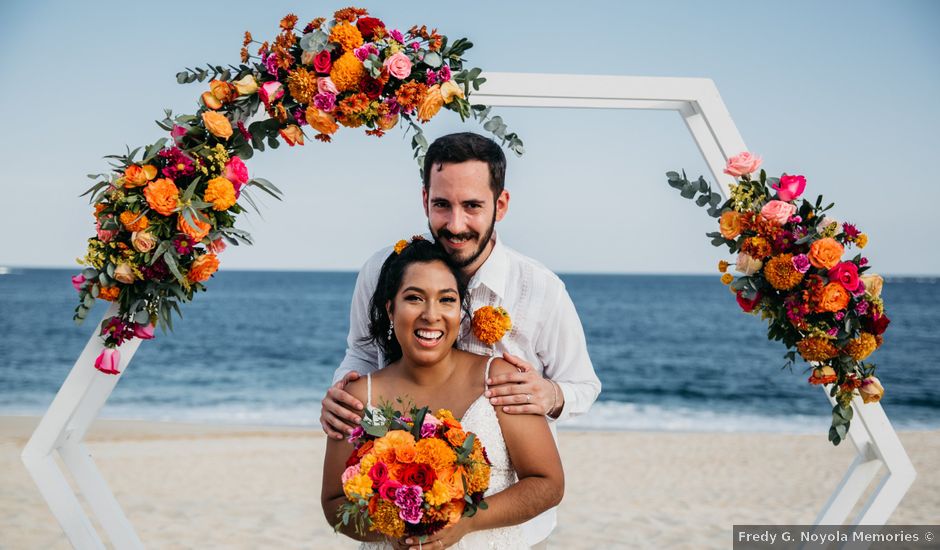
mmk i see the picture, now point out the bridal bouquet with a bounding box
[337,402,490,539]
[667,153,889,445]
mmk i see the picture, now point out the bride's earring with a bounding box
[387,320,394,341]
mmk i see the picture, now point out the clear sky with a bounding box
[1,0,938,274]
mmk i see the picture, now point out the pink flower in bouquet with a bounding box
[353,44,378,62]
[260,81,284,107]
[72,274,86,291]
[170,125,188,144]
[347,426,364,445]
[133,323,155,340]
[314,92,336,112]
[379,479,403,501]
[317,77,339,95]
[394,485,424,524]
[772,174,807,201]
[842,223,861,239]
[438,65,452,82]
[383,52,412,79]
[341,464,360,484]
[207,238,227,254]
[828,261,861,292]
[760,200,797,226]
[223,157,249,197]
[426,69,438,86]
[827,326,839,337]
[389,29,404,42]
[94,348,121,375]
[735,252,763,276]
[96,218,117,243]
[723,152,762,177]
[173,235,194,255]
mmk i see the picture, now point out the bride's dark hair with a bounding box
[366,238,469,364]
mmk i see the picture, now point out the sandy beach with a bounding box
[2,416,937,549]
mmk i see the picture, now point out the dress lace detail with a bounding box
[359,358,529,549]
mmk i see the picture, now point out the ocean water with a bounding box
[1,268,937,434]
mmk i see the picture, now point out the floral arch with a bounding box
[21,8,914,548]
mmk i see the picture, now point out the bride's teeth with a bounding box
[415,329,443,340]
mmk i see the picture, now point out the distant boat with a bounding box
[0,267,10,275]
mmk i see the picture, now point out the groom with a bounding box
[320,132,601,548]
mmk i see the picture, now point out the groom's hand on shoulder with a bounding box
[485,354,557,417]
[319,371,364,439]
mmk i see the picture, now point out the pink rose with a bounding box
[735,252,763,276]
[96,217,117,243]
[723,152,762,177]
[379,479,403,501]
[341,464,360,484]
[259,81,284,107]
[72,274,86,291]
[133,323,155,340]
[772,174,807,202]
[828,261,861,292]
[760,200,797,226]
[208,238,227,254]
[383,52,412,80]
[170,125,187,144]
[94,348,121,375]
[223,157,249,198]
[317,77,339,95]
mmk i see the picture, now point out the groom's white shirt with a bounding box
[334,233,602,544]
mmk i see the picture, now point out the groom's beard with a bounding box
[431,210,496,269]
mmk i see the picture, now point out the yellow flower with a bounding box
[370,500,405,539]
[425,479,452,507]
[856,234,868,248]
[393,239,408,254]
[343,473,373,500]
[718,260,729,273]
[859,376,884,404]
[232,74,258,95]
[720,273,734,285]
[440,80,465,104]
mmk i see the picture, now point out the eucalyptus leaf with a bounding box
[424,51,442,68]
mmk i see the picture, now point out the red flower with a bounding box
[863,313,891,336]
[828,261,861,292]
[313,50,332,74]
[735,291,762,312]
[356,17,385,40]
[368,461,389,485]
[360,76,384,99]
[400,463,436,491]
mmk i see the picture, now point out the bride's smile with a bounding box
[387,261,462,367]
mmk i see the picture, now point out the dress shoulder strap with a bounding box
[483,355,498,390]
[366,372,372,409]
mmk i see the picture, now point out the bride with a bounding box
[321,239,563,550]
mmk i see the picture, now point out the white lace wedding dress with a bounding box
[360,356,529,549]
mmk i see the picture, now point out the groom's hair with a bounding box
[365,239,470,364]
[422,132,506,199]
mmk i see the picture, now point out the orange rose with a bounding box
[417,84,444,122]
[124,164,158,187]
[279,124,305,146]
[719,211,743,239]
[187,253,219,283]
[202,111,233,139]
[305,107,339,135]
[808,237,844,270]
[143,178,180,216]
[177,213,212,242]
[445,428,467,447]
[209,79,237,104]
[119,210,149,232]
[203,177,237,211]
[377,113,399,131]
[201,91,223,110]
[816,282,850,313]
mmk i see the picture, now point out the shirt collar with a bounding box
[467,232,508,299]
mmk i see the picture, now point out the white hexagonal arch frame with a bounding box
[23,72,916,548]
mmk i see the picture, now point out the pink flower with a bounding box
[438,65,452,82]
[208,238,227,254]
[171,125,188,144]
[94,348,121,375]
[772,174,807,201]
[259,81,284,107]
[347,426,364,445]
[792,254,811,273]
[317,77,339,95]
[420,423,437,438]
[313,92,336,112]
[96,217,117,243]
[341,464,360,484]
[72,274,86,291]
[425,69,437,86]
[394,485,424,524]
[828,261,861,292]
[223,157,249,198]
[723,152,763,177]
[842,223,861,239]
[389,29,404,42]
[410,41,420,51]
[383,52,412,80]
[760,200,797,226]
[133,323,155,340]
[379,479,403,501]
[827,327,839,337]
[834,311,845,321]
[353,44,378,62]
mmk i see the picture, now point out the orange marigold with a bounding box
[472,306,512,345]
[338,92,371,118]
[465,461,490,494]
[287,67,317,105]
[396,81,427,111]
[177,214,212,242]
[204,177,237,211]
[329,21,364,52]
[98,286,120,301]
[720,273,734,285]
[764,254,804,290]
[119,211,149,232]
[844,332,878,361]
[741,236,772,260]
[370,500,404,539]
[334,7,368,22]
[280,13,298,31]
[187,253,220,283]
[797,336,839,362]
[718,260,729,273]
[415,437,456,472]
[393,239,409,254]
[329,52,366,92]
